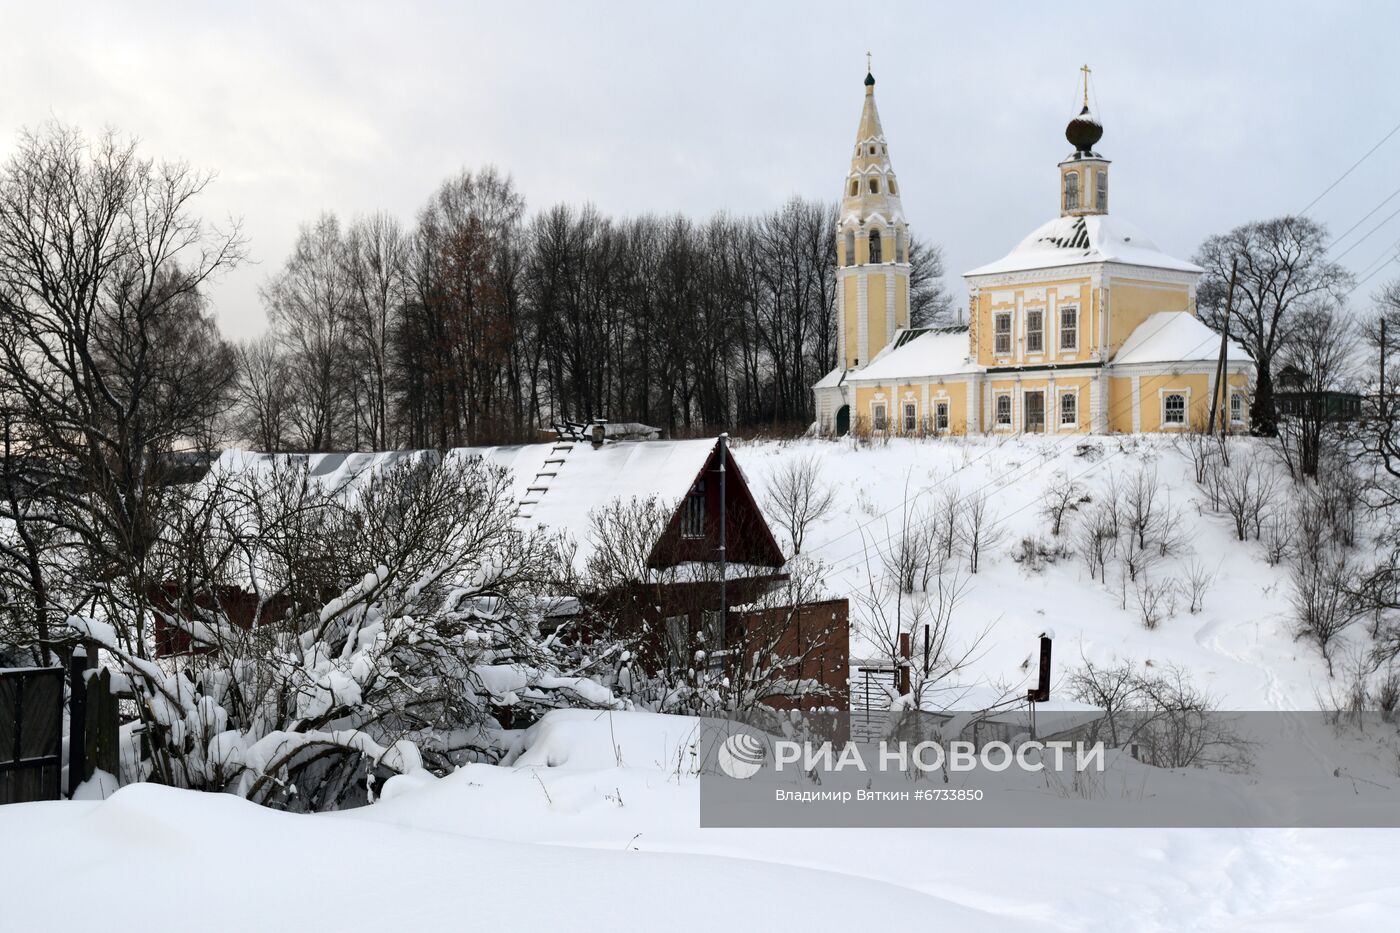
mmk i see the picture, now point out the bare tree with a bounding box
[761,455,837,555]
[235,336,292,449]
[1194,216,1353,435]
[1274,303,1357,479]
[958,490,1004,574]
[1041,472,1088,536]
[0,122,243,669]
[1292,544,1364,676]
[262,213,352,451]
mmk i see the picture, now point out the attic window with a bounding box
[681,480,706,538]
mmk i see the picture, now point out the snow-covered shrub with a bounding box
[1290,543,1364,676]
[1010,534,1070,574]
[66,454,619,808]
[1132,578,1176,630]
[1040,472,1088,537]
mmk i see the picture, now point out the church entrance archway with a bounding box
[835,405,851,435]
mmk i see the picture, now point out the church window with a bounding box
[895,228,906,263]
[844,230,855,266]
[868,178,880,194]
[995,393,1012,427]
[994,312,1012,355]
[869,145,876,155]
[681,480,706,538]
[935,401,949,432]
[1060,391,1077,426]
[1059,306,1079,351]
[902,403,917,433]
[1026,310,1044,353]
[868,229,883,263]
[849,179,859,197]
[1096,171,1108,211]
[871,402,888,432]
[888,178,898,195]
[1163,393,1186,426]
[1063,172,1080,211]
[1229,392,1244,424]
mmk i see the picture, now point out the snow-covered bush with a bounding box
[64,454,619,808]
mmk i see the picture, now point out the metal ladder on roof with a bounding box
[515,440,576,520]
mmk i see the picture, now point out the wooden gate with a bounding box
[0,667,64,804]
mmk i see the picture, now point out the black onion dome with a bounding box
[1066,105,1103,153]
[865,71,875,87]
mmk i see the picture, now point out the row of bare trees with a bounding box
[241,174,953,450]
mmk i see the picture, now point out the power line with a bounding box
[1332,202,1400,263]
[1299,118,1400,216]
[1327,183,1400,252]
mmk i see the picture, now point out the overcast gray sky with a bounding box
[4,1,1399,339]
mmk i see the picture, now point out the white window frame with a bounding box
[1229,391,1244,425]
[934,399,950,433]
[1026,309,1044,354]
[993,392,1013,430]
[1059,305,1079,352]
[902,401,917,433]
[993,312,1012,355]
[1059,389,1078,428]
[871,401,888,432]
[1160,389,1189,429]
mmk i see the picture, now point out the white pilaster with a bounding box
[1131,374,1142,433]
[857,274,870,366]
[886,270,896,344]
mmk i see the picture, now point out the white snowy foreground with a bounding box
[4,709,1400,931]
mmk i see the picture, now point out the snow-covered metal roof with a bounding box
[1112,312,1250,366]
[965,215,1203,278]
[208,439,724,570]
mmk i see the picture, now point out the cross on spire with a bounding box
[1081,64,1091,108]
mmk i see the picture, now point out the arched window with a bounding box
[888,178,898,195]
[869,145,876,155]
[894,228,905,263]
[868,178,880,194]
[843,230,856,266]
[1096,171,1108,211]
[1063,172,1080,211]
[849,179,858,197]
[868,229,883,263]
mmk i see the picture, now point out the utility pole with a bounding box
[1208,257,1238,435]
[717,433,728,639]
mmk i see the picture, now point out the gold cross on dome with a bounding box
[1081,64,1091,107]
[867,51,872,73]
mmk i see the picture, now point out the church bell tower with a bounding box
[837,61,911,372]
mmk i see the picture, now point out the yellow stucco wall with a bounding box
[1107,279,1192,358]
[1107,370,1252,432]
[842,275,858,368]
[973,276,1097,367]
[852,379,972,435]
[867,275,888,362]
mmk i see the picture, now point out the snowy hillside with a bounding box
[734,433,1344,711]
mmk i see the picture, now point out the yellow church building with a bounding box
[813,68,1254,436]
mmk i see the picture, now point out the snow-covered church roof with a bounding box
[965,215,1202,278]
[849,325,980,382]
[1112,312,1250,366]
